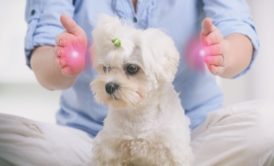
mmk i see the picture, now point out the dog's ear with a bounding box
[139,29,179,83]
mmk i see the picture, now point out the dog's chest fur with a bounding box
[93,114,179,166]
[91,84,190,166]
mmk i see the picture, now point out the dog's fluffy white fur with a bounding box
[90,16,193,166]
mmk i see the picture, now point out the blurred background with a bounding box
[0,0,273,123]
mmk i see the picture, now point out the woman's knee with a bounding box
[243,102,274,164]
[0,113,93,165]
[0,113,44,138]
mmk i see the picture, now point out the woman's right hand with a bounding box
[56,14,88,76]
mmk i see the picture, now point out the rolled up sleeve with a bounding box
[203,0,259,76]
[24,0,74,67]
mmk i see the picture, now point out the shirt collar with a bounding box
[112,0,156,28]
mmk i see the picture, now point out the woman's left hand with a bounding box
[200,17,230,76]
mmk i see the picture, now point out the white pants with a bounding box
[0,100,274,166]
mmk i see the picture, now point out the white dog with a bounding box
[90,16,193,166]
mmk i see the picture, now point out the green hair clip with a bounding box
[112,38,121,48]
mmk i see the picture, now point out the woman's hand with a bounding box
[56,14,88,76]
[201,18,229,76]
[200,17,253,78]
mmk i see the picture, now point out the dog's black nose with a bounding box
[105,82,119,95]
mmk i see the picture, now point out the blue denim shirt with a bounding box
[25,0,259,137]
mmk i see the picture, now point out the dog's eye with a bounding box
[103,66,111,73]
[125,64,140,75]
[103,66,107,73]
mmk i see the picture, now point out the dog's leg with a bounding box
[170,148,193,166]
[117,138,179,166]
[165,138,193,166]
[91,138,124,166]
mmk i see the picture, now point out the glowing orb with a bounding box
[184,37,206,71]
[71,50,79,58]
[199,49,206,57]
[63,43,86,75]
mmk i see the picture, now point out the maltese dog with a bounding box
[90,16,193,166]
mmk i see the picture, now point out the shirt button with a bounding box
[31,9,36,16]
[133,17,137,23]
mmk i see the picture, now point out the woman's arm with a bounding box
[222,33,253,78]
[30,15,87,90]
[31,46,77,90]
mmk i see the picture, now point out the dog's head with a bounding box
[91,16,179,109]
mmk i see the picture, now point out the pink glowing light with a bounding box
[199,49,206,57]
[184,37,207,71]
[62,43,86,75]
[71,50,79,58]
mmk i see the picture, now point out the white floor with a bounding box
[0,83,60,123]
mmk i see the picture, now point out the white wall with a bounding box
[0,0,36,83]
[248,0,274,99]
